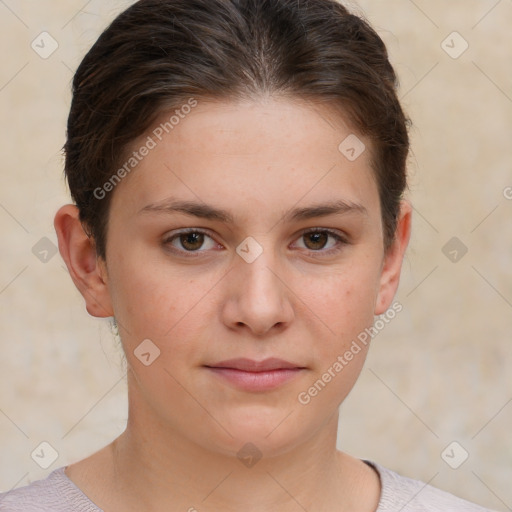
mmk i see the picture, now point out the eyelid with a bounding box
[299,227,348,242]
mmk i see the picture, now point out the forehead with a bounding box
[109,96,379,221]
[158,96,360,159]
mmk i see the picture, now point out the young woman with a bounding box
[0,0,497,510]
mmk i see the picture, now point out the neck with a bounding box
[113,416,339,511]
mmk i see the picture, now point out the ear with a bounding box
[374,200,412,315]
[54,204,114,318]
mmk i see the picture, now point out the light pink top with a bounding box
[0,461,496,511]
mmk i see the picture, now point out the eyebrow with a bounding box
[138,197,367,223]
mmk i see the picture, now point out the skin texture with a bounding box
[54,96,412,512]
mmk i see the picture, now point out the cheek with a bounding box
[106,249,166,337]
[294,272,378,412]
[307,260,382,340]
[107,250,217,353]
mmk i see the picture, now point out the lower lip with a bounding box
[205,367,304,392]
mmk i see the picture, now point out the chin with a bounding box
[199,410,313,461]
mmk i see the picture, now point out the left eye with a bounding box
[294,229,346,252]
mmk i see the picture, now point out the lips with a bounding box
[204,357,305,372]
[203,358,306,392]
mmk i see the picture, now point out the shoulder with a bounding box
[0,467,102,512]
[368,461,497,512]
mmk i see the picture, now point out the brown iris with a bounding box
[180,232,205,251]
[303,232,328,251]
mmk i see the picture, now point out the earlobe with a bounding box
[374,200,412,316]
[54,204,114,318]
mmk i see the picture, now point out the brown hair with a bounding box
[64,0,409,260]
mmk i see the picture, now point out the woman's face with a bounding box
[99,97,409,457]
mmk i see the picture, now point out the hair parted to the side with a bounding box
[64,0,410,260]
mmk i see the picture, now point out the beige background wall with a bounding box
[1,0,511,509]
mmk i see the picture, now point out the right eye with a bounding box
[162,228,221,255]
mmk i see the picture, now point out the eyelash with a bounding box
[162,227,348,258]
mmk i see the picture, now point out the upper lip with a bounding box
[205,358,305,372]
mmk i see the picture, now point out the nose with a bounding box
[221,248,295,337]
